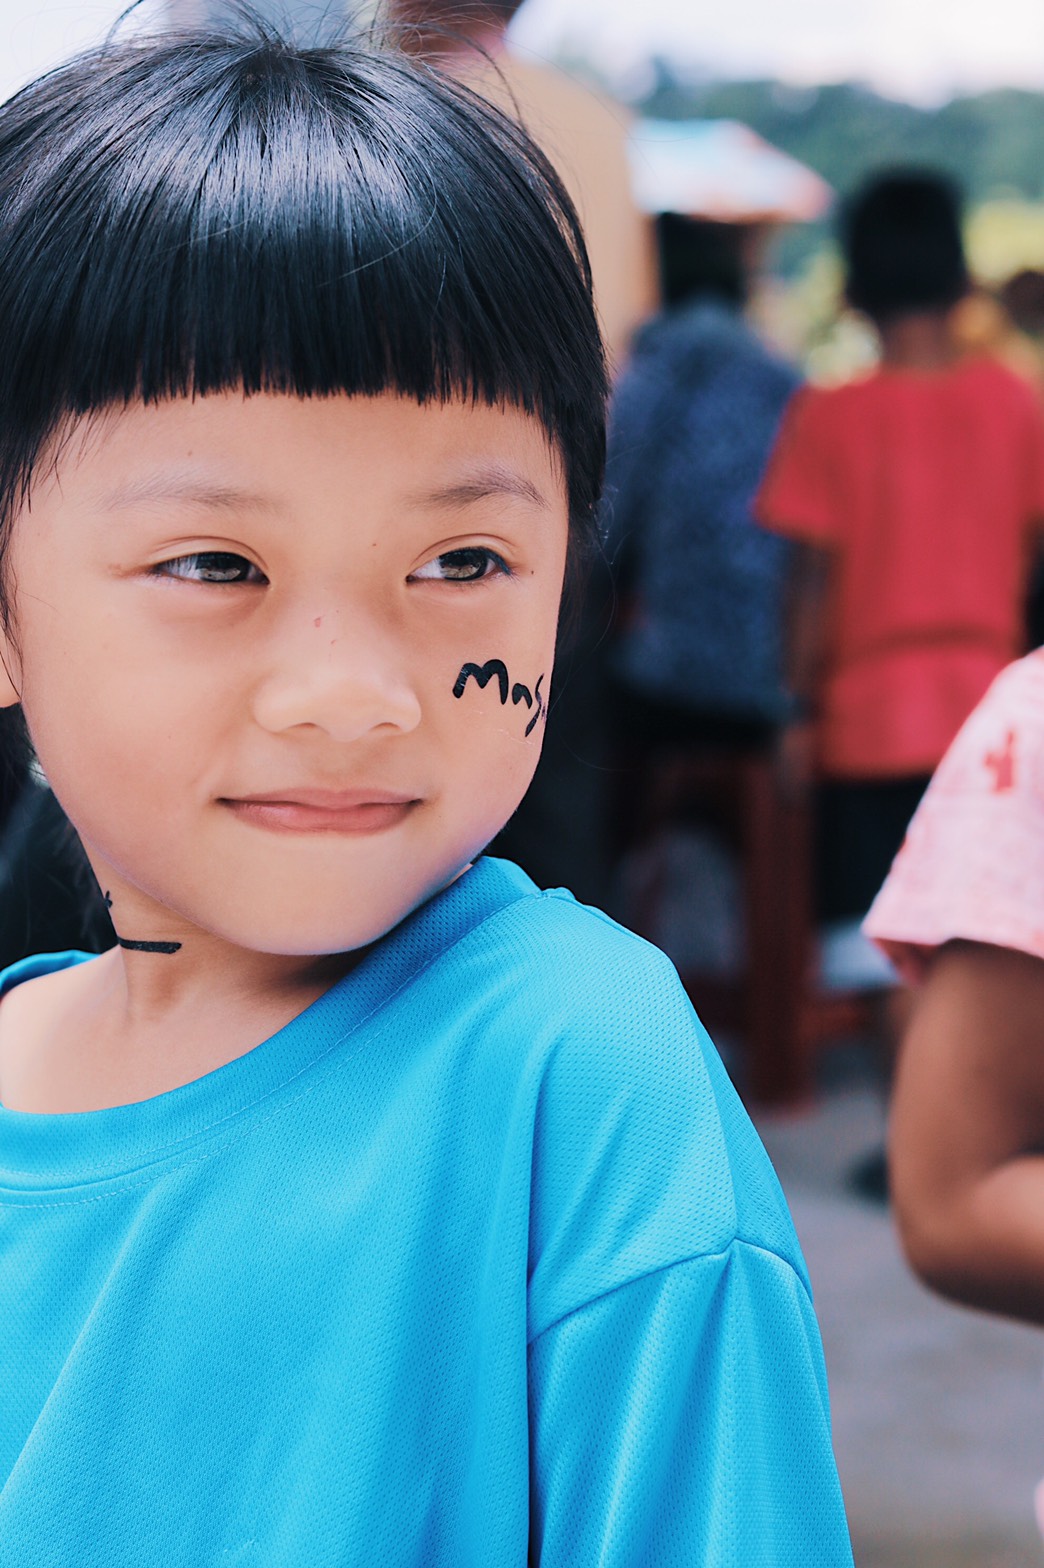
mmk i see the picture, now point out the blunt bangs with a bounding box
[0,29,607,586]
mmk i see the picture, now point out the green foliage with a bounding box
[634,69,1044,276]
[637,69,1044,204]
[967,200,1044,282]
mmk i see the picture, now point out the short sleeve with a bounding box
[529,1244,854,1567]
[525,934,809,1337]
[864,651,1044,980]
[753,385,840,546]
[517,911,852,1563]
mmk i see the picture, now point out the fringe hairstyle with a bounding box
[0,23,608,628]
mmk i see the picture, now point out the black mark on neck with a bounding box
[103,891,182,955]
[116,937,183,954]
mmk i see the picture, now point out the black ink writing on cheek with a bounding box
[453,659,509,705]
[525,673,547,738]
[453,661,547,737]
[103,891,182,955]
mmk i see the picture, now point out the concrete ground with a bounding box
[750,1056,1044,1568]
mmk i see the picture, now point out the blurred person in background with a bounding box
[388,0,656,373]
[606,211,800,764]
[954,267,1044,402]
[972,269,1044,645]
[756,169,1044,1006]
[1000,269,1044,388]
[1001,269,1044,343]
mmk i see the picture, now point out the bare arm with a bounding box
[783,538,834,701]
[776,539,834,792]
[890,939,1044,1324]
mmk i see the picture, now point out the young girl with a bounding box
[866,649,1044,1325]
[0,25,853,1565]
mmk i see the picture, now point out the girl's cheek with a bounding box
[446,653,550,743]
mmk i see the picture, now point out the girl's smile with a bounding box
[219,788,424,835]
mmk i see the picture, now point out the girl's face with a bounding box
[0,393,568,956]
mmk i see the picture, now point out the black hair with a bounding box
[0,23,607,629]
[656,213,749,310]
[841,168,969,322]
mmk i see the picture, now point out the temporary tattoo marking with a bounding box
[453,660,547,737]
[453,659,509,705]
[526,673,547,738]
[117,938,184,954]
[103,891,182,955]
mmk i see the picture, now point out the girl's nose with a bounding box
[250,613,423,742]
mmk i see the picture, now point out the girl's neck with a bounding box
[0,939,358,1113]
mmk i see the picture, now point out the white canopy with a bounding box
[628,117,833,223]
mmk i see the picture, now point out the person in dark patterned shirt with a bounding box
[607,213,800,753]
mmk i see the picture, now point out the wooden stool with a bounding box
[619,745,879,1106]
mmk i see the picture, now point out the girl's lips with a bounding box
[221,790,421,834]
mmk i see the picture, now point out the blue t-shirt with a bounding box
[0,858,853,1566]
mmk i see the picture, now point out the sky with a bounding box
[0,1,167,104]
[0,0,1041,105]
[514,0,1044,103]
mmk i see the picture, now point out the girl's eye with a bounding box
[410,547,511,583]
[151,552,267,585]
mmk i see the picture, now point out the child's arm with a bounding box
[751,386,840,787]
[777,539,834,790]
[890,939,1044,1324]
[784,538,834,710]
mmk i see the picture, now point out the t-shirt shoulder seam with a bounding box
[528,1234,813,1345]
[536,889,669,948]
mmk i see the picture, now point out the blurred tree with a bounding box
[631,69,1044,276]
[637,69,1044,206]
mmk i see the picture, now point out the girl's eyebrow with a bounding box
[95,466,550,515]
[95,475,281,515]
[412,465,550,512]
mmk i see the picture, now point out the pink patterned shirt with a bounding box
[864,650,1044,982]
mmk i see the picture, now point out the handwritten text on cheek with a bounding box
[452,660,546,737]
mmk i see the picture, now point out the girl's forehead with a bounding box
[36,392,568,507]
[12,392,564,558]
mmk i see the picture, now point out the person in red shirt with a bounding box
[756,169,1044,929]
